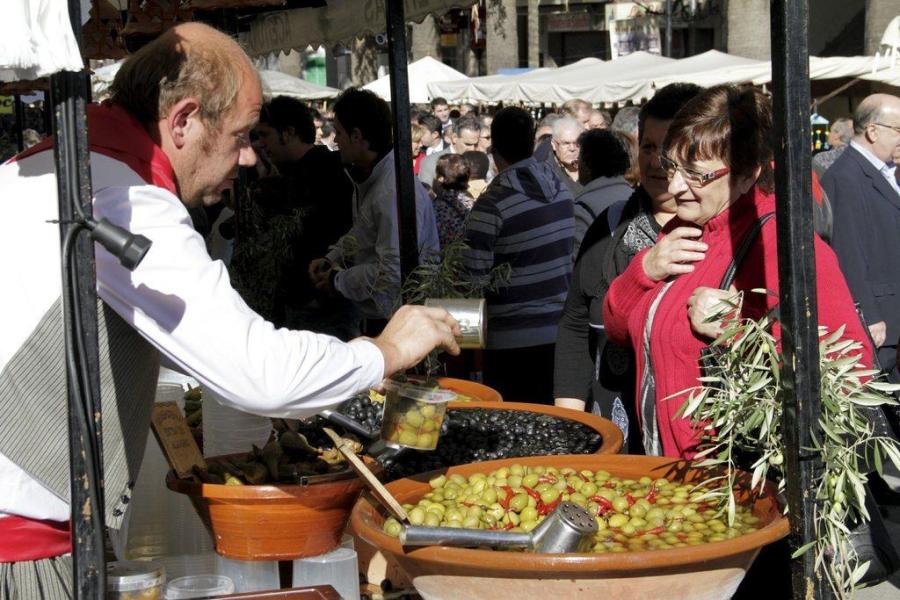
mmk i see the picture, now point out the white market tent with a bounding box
[427,56,602,104]
[430,50,899,107]
[257,69,340,100]
[91,62,339,101]
[363,56,466,103]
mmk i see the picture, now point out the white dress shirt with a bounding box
[0,149,385,521]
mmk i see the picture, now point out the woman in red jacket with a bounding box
[603,85,874,458]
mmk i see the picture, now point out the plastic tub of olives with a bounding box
[380,380,457,451]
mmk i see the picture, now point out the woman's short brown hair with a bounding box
[436,154,470,191]
[662,85,774,193]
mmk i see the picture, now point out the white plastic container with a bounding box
[202,388,272,458]
[292,546,360,600]
[214,555,279,593]
[165,575,234,599]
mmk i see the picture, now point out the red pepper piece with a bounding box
[523,486,542,502]
[504,522,515,530]
[590,495,614,511]
[645,485,658,503]
[538,499,560,516]
[498,485,514,510]
[625,493,636,507]
[697,502,710,513]
[603,482,616,489]
[579,473,590,482]
[676,533,688,541]
[566,485,576,495]
[644,526,666,535]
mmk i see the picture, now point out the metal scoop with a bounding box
[400,501,598,554]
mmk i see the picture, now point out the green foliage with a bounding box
[677,293,900,599]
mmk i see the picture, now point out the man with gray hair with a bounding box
[813,116,853,177]
[547,116,584,196]
[418,114,482,187]
[822,93,900,379]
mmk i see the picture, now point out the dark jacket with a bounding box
[821,143,900,369]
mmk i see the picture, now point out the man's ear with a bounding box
[166,97,203,149]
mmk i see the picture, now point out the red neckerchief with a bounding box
[12,102,177,195]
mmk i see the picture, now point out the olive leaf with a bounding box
[677,291,900,599]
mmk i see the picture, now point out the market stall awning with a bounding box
[241,0,478,57]
[258,69,340,100]
[363,56,466,103]
[93,62,340,101]
[0,0,90,81]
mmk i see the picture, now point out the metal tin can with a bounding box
[424,298,486,349]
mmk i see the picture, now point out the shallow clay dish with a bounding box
[167,457,379,561]
[351,454,789,600]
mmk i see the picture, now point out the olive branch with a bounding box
[675,291,900,598]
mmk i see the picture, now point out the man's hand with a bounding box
[308,258,331,283]
[869,321,887,348]
[370,305,461,377]
[688,285,740,339]
[642,226,708,282]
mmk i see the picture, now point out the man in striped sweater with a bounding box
[463,107,575,405]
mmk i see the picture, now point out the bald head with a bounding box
[853,93,900,163]
[110,22,260,129]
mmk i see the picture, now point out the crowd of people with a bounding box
[210,81,900,463]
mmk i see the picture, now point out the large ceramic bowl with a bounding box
[437,377,502,403]
[351,454,789,600]
[167,457,380,561]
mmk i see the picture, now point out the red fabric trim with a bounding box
[8,102,177,195]
[0,516,71,562]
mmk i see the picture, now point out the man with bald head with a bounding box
[822,93,900,379]
[0,24,459,595]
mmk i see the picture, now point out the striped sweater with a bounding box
[463,156,575,349]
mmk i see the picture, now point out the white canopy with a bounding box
[258,70,340,100]
[0,0,90,82]
[427,56,606,104]
[242,0,478,57]
[93,62,339,101]
[363,56,466,103]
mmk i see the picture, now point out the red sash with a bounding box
[0,516,71,563]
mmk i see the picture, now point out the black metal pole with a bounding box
[51,0,106,597]
[14,95,25,152]
[664,0,673,57]
[385,0,419,294]
[769,2,831,598]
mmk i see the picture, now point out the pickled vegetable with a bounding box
[382,464,763,553]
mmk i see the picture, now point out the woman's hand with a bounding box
[687,286,740,339]
[642,226,708,282]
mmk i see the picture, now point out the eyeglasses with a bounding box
[658,154,731,187]
[873,122,900,135]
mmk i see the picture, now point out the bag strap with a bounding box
[718,212,775,290]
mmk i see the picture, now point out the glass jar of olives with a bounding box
[106,560,165,600]
[380,380,456,451]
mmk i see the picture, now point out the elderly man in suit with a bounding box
[822,93,900,378]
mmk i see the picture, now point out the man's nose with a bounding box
[239,145,257,168]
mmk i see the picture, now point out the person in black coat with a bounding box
[821,93,900,379]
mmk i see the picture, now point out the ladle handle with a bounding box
[400,526,532,549]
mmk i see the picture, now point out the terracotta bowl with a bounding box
[351,454,789,600]
[436,377,502,403]
[166,457,379,561]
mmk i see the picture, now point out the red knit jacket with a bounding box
[603,186,874,458]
